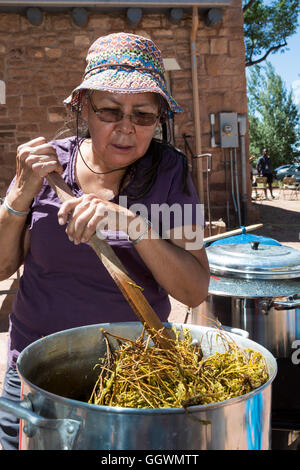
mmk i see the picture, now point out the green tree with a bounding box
[243,0,300,66]
[247,63,300,166]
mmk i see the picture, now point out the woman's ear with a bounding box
[160,112,167,124]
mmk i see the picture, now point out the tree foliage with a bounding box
[247,63,300,166]
[243,0,300,66]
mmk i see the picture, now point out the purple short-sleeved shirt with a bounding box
[7,137,202,368]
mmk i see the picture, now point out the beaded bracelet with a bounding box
[3,197,30,217]
[129,216,152,245]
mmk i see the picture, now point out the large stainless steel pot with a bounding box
[0,322,277,450]
[193,242,300,357]
[192,242,300,439]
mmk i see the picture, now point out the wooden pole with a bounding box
[190,6,204,204]
[204,223,263,244]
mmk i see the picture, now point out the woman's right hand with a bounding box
[13,136,63,203]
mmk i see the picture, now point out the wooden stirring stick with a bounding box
[46,172,176,350]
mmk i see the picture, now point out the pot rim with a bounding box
[209,266,300,280]
[208,289,300,299]
[17,322,278,414]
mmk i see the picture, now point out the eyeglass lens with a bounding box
[97,109,159,126]
[89,95,159,126]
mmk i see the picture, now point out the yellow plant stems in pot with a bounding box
[89,326,269,409]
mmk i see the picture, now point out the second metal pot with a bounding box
[192,276,300,358]
[192,241,300,444]
[193,241,300,357]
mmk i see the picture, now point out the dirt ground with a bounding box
[0,188,299,442]
[249,188,300,251]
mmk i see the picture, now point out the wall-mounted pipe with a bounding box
[234,148,242,226]
[194,153,212,235]
[0,80,5,105]
[230,149,238,217]
[190,6,204,204]
[238,114,248,225]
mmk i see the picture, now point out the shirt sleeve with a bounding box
[155,151,205,250]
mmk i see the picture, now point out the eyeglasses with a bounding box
[88,95,160,127]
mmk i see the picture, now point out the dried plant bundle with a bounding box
[89,326,269,409]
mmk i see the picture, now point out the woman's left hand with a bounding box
[57,194,135,245]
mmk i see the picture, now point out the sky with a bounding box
[266,17,300,106]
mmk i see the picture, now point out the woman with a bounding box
[0,33,209,449]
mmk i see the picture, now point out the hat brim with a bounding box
[64,68,182,114]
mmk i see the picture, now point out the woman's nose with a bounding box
[115,115,135,133]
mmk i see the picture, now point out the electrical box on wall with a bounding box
[219,112,238,148]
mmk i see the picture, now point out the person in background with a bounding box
[0,32,210,450]
[256,148,275,199]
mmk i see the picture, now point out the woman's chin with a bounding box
[106,147,140,167]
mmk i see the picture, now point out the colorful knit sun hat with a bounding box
[64,32,182,114]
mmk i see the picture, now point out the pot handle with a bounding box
[0,396,81,450]
[272,295,300,311]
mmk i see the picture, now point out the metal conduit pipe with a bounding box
[230,149,238,215]
[190,6,204,204]
[238,114,248,225]
[234,148,242,226]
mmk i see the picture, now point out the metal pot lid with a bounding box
[206,242,300,279]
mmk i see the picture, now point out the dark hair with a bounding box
[54,98,190,200]
[119,138,190,200]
